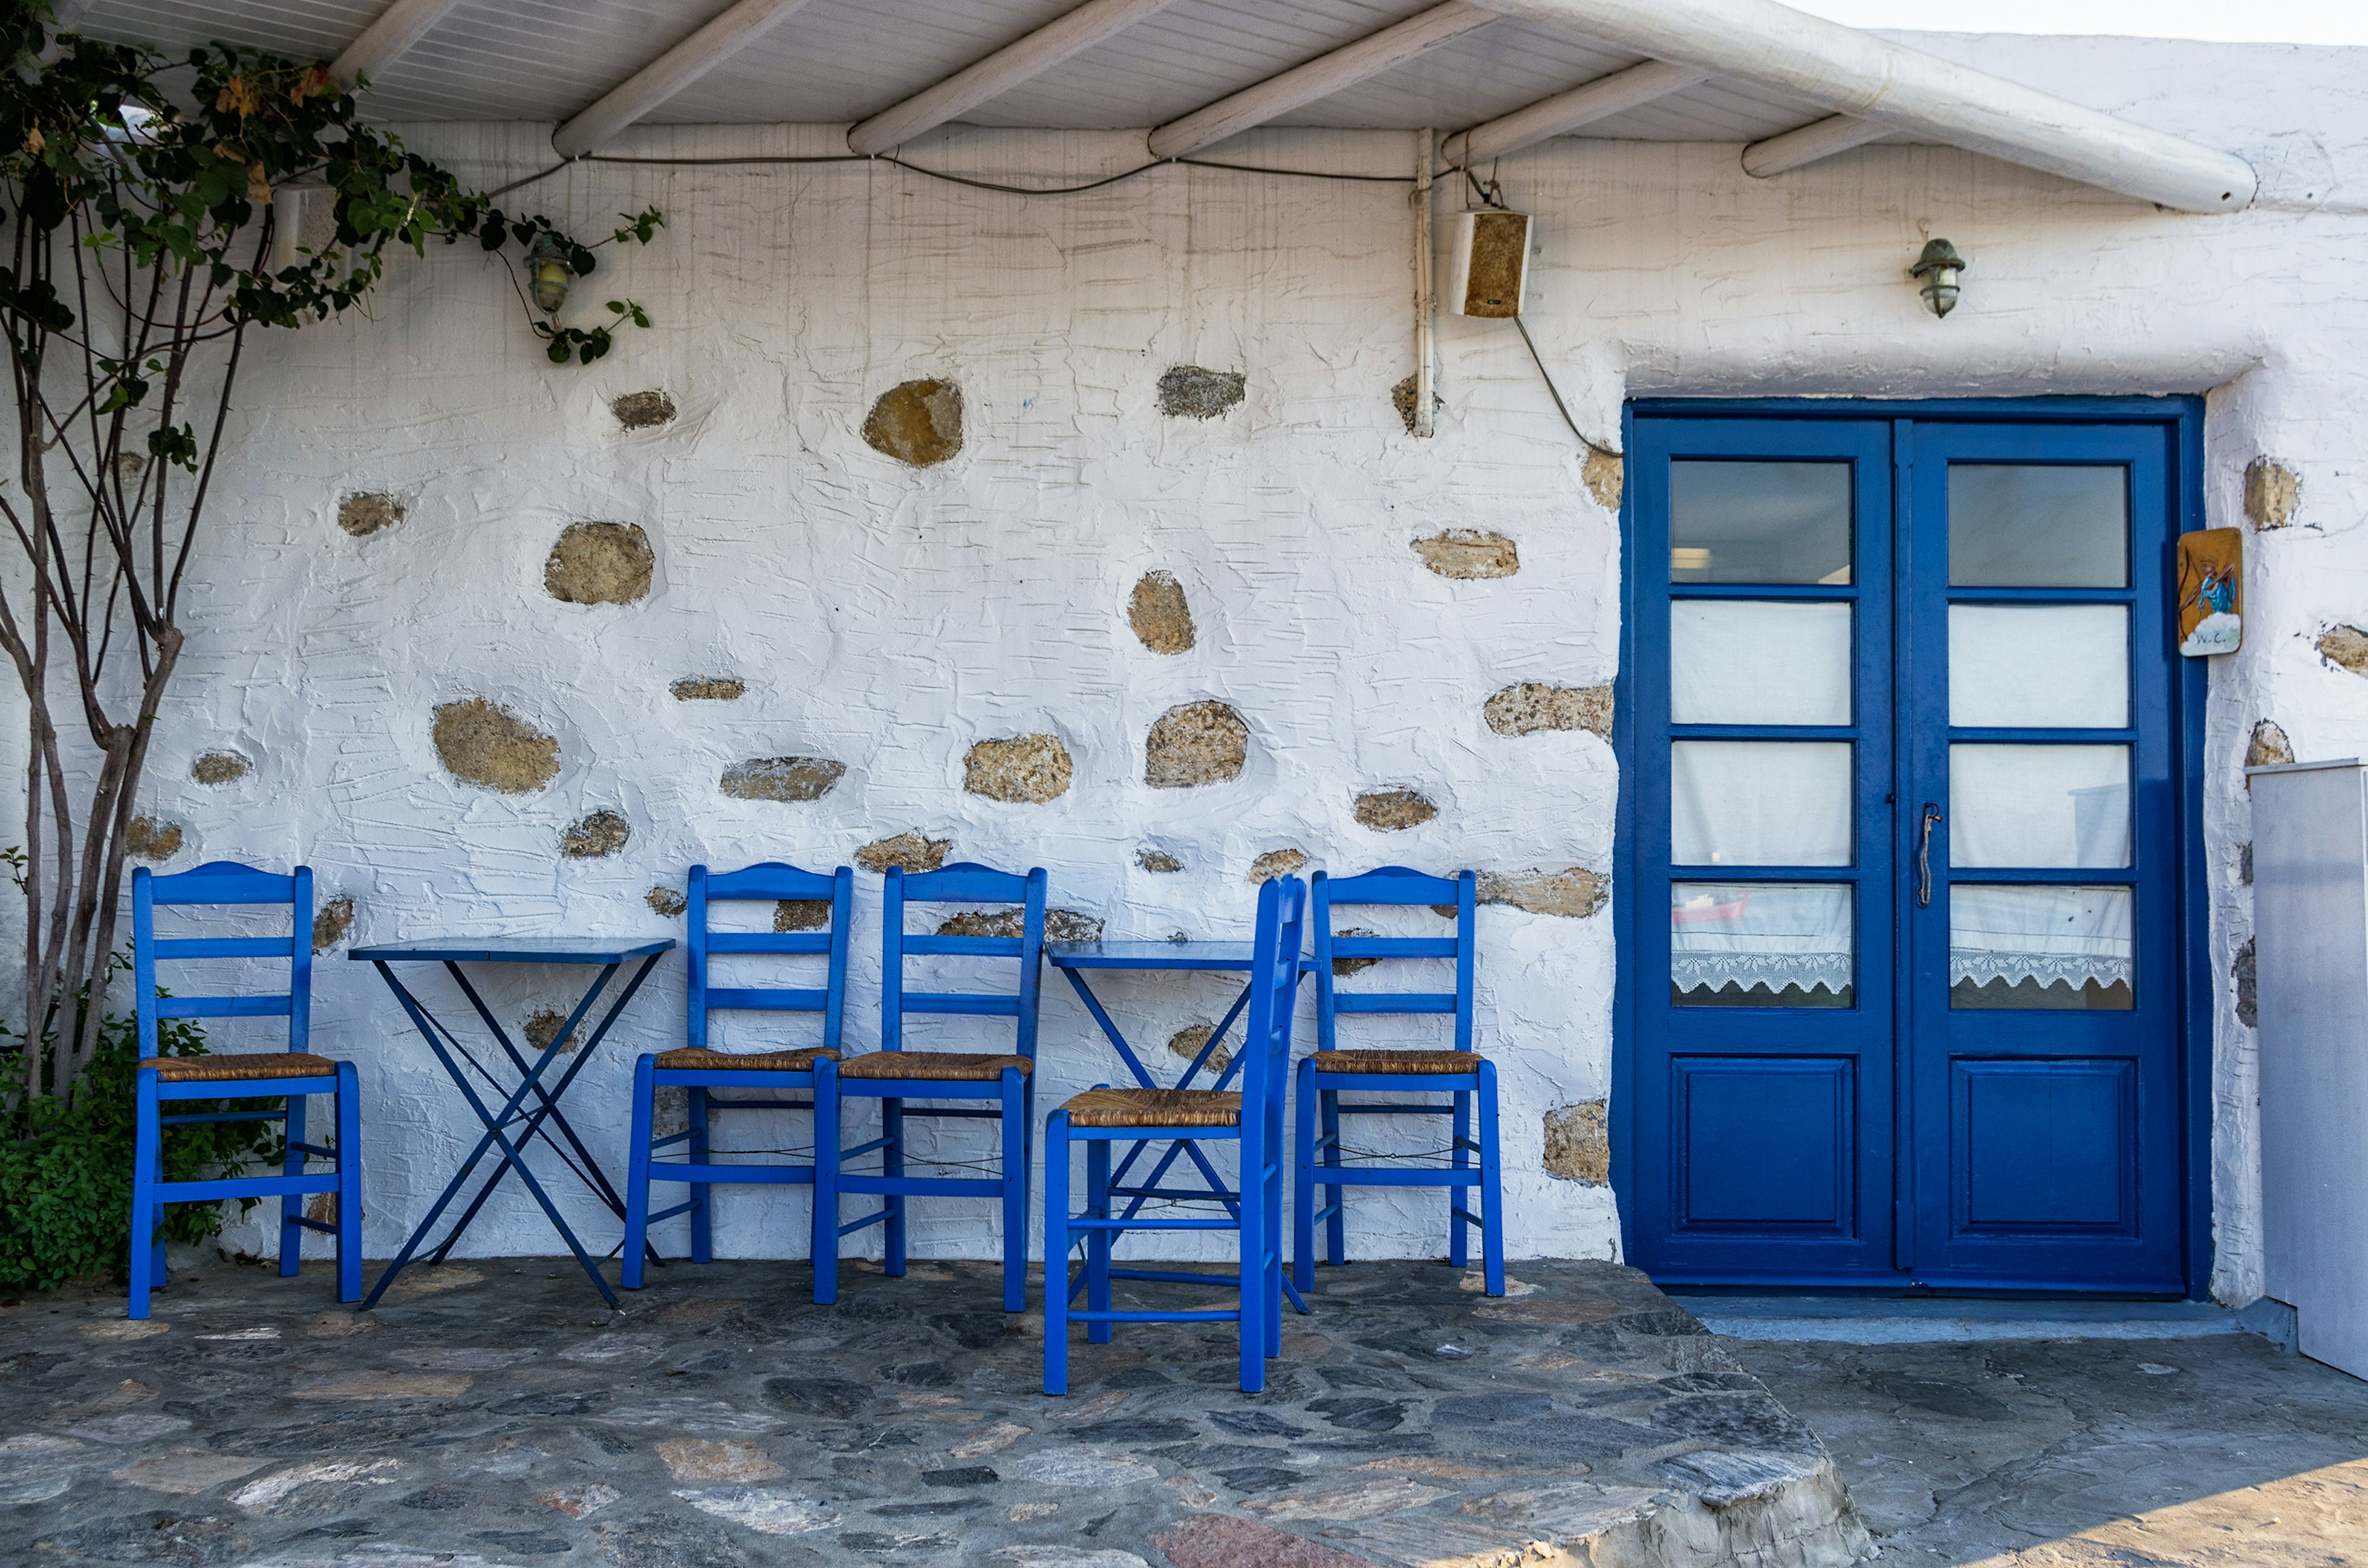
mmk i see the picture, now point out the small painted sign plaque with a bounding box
[2177,527,2243,657]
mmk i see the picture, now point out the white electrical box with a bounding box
[2255,757,2368,1379]
[1444,208,1531,319]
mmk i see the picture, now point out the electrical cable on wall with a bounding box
[1463,168,1618,461]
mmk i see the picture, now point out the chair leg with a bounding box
[687,1086,713,1265]
[1450,1088,1472,1270]
[1239,1135,1266,1395]
[280,1091,306,1278]
[335,1063,363,1304]
[812,1061,839,1306]
[1478,1064,1505,1297]
[1264,1123,1284,1359]
[1321,1087,1346,1266]
[1043,1113,1071,1396]
[882,1098,906,1278]
[129,1072,161,1320]
[1001,1069,1027,1312]
[1293,1058,1317,1291]
[622,1057,657,1291]
[1085,1137,1112,1345]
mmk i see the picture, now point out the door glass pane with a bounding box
[1951,885,2134,1009]
[1671,461,1852,585]
[1672,601,1852,726]
[1950,744,2131,867]
[1672,882,1854,1008]
[1949,605,2129,728]
[1672,742,1854,866]
[1949,465,2128,586]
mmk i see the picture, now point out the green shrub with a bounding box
[1,971,282,1290]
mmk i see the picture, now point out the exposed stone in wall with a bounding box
[775,900,831,932]
[857,832,951,874]
[1477,868,1607,919]
[1167,1023,1230,1073]
[964,734,1072,803]
[433,700,561,794]
[523,1008,578,1054]
[126,817,183,860]
[560,810,630,858]
[544,522,654,606]
[1390,373,1441,435]
[1543,1101,1610,1184]
[1354,789,1437,831]
[1128,571,1196,654]
[1249,848,1308,884]
[2316,625,2368,678]
[337,493,404,538]
[1333,928,1379,978]
[1584,448,1624,513]
[311,897,355,953]
[722,756,845,803]
[2245,458,2299,529]
[863,379,963,467]
[646,887,687,917]
[611,390,676,430]
[1411,529,1518,580]
[1156,366,1244,420]
[936,908,1104,943]
[670,676,745,701]
[1486,682,1613,739]
[191,750,251,786]
[2247,720,2295,770]
[1137,848,1184,873]
[2234,937,2258,1029]
[2240,844,2254,886]
[1146,701,1248,789]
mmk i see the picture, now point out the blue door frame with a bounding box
[1613,396,2211,1297]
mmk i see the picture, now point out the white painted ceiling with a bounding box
[78,0,1840,144]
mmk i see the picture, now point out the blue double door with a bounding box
[1624,408,2189,1292]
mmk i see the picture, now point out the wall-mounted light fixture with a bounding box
[526,232,575,315]
[1910,237,1968,318]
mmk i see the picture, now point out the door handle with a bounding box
[1916,804,1944,908]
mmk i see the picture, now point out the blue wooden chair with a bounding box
[1046,874,1305,1395]
[1294,866,1502,1295]
[820,862,1045,1310]
[622,863,852,1300]
[129,861,359,1318]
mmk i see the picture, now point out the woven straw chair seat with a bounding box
[837,1050,1032,1082]
[656,1046,838,1072]
[1063,1086,1241,1128]
[1310,1049,1482,1076]
[139,1051,340,1082]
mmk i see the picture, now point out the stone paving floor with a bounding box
[1727,1331,2368,1568]
[1,1255,1868,1568]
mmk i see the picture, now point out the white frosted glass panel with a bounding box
[1950,885,2134,1007]
[1671,882,1854,1001]
[1672,601,1852,726]
[1672,742,1854,867]
[1950,605,2129,728]
[1951,744,2131,868]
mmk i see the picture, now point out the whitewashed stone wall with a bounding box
[82,35,2367,1300]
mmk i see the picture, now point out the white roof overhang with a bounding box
[76,0,2257,212]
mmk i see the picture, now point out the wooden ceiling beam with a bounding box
[1147,2,1497,162]
[554,0,821,159]
[846,0,1184,157]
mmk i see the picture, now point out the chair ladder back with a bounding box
[685,862,853,1054]
[1238,875,1307,1148]
[881,862,1047,1057]
[133,862,313,1061]
[1311,866,1476,1054]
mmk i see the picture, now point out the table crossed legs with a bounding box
[360,950,668,1309]
[1055,959,1310,1315]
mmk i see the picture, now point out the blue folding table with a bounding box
[1046,940,1314,1313]
[351,937,675,1308]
